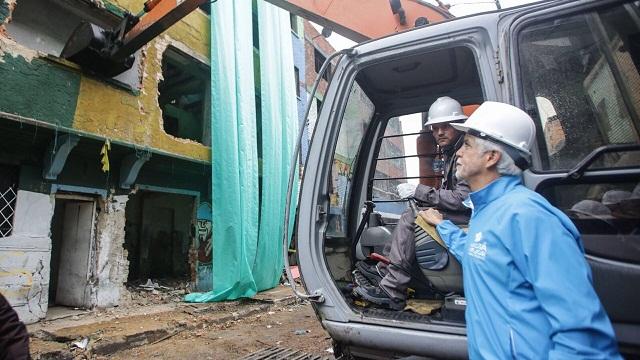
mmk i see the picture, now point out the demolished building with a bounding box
[0,0,212,323]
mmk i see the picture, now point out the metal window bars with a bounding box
[371,129,444,203]
[0,186,17,237]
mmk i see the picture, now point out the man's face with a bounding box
[455,135,488,181]
[431,123,461,147]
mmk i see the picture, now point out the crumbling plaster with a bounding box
[72,0,211,161]
[0,0,211,161]
[0,190,54,324]
[0,0,38,62]
[0,0,15,31]
[91,195,130,308]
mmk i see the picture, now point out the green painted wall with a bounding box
[0,55,80,127]
[0,1,10,24]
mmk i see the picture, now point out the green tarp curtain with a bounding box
[253,0,299,290]
[185,0,298,302]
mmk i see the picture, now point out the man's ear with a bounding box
[485,150,501,169]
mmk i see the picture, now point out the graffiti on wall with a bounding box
[195,202,212,291]
[196,218,212,264]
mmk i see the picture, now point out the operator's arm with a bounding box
[413,180,470,212]
[511,208,621,360]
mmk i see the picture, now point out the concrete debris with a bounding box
[139,279,172,291]
[127,278,191,305]
[71,337,89,350]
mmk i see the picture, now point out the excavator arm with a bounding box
[61,0,452,76]
[267,0,452,42]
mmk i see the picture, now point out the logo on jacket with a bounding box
[469,232,487,260]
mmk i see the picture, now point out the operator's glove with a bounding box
[397,183,418,199]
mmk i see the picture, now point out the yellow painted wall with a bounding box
[73,1,211,161]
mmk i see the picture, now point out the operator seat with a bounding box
[414,212,466,294]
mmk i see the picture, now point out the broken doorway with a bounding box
[49,196,96,308]
[124,191,195,289]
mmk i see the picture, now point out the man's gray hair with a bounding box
[474,138,522,176]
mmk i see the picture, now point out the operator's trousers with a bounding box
[378,208,417,300]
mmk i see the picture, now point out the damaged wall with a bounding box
[91,195,129,308]
[0,0,14,35]
[0,190,54,324]
[0,0,212,322]
[0,0,211,160]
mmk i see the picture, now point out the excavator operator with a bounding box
[354,96,471,310]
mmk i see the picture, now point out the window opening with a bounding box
[314,49,331,81]
[327,82,375,238]
[539,181,640,262]
[294,66,301,98]
[199,3,211,14]
[0,165,18,238]
[372,115,441,216]
[159,47,211,144]
[290,13,299,34]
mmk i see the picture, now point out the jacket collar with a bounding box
[442,133,464,157]
[468,175,521,211]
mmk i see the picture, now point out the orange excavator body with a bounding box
[264,0,452,42]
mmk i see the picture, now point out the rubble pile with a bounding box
[127,278,192,305]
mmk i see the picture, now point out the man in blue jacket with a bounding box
[420,101,621,359]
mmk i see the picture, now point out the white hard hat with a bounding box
[602,190,632,206]
[451,101,536,169]
[570,200,612,218]
[425,96,468,126]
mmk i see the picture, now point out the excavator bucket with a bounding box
[61,22,135,77]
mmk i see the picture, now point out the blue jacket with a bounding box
[436,176,621,359]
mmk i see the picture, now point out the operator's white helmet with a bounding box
[424,96,468,126]
[451,101,536,169]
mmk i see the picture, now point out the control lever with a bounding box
[369,252,391,264]
[354,201,376,243]
[352,201,376,264]
[407,197,419,215]
[368,252,424,281]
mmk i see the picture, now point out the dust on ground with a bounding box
[106,302,332,359]
[29,284,333,359]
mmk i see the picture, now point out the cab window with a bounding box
[519,3,640,171]
[327,82,375,238]
[517,3,640,260]
[372,115,440,218]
